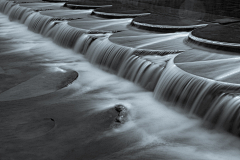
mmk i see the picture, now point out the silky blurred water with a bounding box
[1,12,240,160]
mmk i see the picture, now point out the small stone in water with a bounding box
[115,116,124,123]
[115,104,126,112]
[114,104,128,124]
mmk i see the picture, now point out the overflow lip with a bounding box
[188,32,240,52]
[91,10,151,19]
[173,55,240,91]
[156,58,240,137]
[63,3,112,10]
[131,20,208,33]
[42,0,68,2]
[131,13,208,32]
[39,9,90,21]
[106,37,184,57]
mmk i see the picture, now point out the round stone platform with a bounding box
[109,29,191,51]
[174,49,240,85]
[20,0,240,87]
[39,4,191,52]
[190,24,240,51]
[68,17,132,32]
[182,24,240,86]
[92,5,150,18]
[40,9,92,20]
[92,11,150,19]
[19,2,64,10]
[132,14,208,32]
[64,3,112,10]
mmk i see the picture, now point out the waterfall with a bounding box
[0,0,13,14]
[204,93,240,136]
[154,58,240,133]
[8,4,29,21]
[47,22,86,48]
[25,13,54,33]
[118,55,167,91]
[79,34,173,89]
[0,0,169,89]
[1,0,240,136]
[84,37,134,73]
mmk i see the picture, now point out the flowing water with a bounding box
[1,0,240,159]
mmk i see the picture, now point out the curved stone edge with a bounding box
[64,4,112,9]
[131,20,208,32]
[43,0,68,2]
[131,48,184,56]
[91,10,151,19]
[154,58,240,135]
[107,37,184,56]
[172,58,240,90]
[188,32,240,50]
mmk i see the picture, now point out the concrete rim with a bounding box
[189,32,240,48]
[172,56,240,90]
[132,20,208,29]
[92,10,150,18]
[65,4,112,9]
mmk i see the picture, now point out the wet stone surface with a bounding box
[107,104,129,128]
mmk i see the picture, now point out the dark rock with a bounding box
[115,116,124,123]
[113,104,128,124]
[119,110,127,117]
[115,104,126,112]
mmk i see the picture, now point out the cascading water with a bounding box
[47,22,86,47]
[25,13,55,33]
[204,93,240,136]
[83,37,134,73]
[0,0,13,14]
[1,0,240,133]
[1,0,240,135]
[1,0,240,159]
[78,33,174,90]
[8,4,29,21]
[118,55,167,91]
[154,58,240,132]
[0,0,168,88]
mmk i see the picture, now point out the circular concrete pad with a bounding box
[174,49,240,84]
[132,14,208,32]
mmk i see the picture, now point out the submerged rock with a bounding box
[115,104,126,112]
[114,104,128,124]
[109,104,129,128]
[115,116,124,123]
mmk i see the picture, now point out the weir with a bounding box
[154,58,240,136]
[0,0,240,138]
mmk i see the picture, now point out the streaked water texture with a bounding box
[1,0,240,159]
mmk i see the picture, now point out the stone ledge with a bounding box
[91,10,150,19]
[173,57,240,88]
[131,20,208,32]
[189,32,240,49]
[64,4,112,9]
